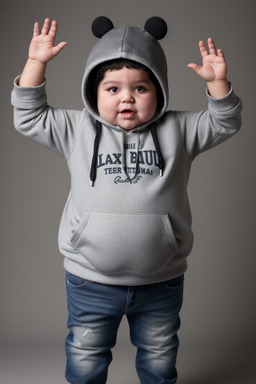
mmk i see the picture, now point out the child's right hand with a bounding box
[28,18,67,64]
[19,18,67,87]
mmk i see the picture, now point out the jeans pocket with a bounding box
[162,274,184,290]
[66,272,88,288]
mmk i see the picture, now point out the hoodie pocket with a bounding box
[70,212,179,276]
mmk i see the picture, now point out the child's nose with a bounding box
[121,91,135,103]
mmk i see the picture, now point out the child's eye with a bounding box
[135,86,145,93]
[109,87,119,94]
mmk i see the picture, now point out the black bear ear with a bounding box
[144,17,168,40]
[91,16,114,38]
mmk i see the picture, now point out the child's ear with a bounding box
[91,16,114,38]
[144,17,168,40]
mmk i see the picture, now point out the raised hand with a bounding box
[187,38,227,81]
[29,18,67,64]
[188,38,230,98]
[19,18,67,87]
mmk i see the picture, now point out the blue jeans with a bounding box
[65,272,184,384]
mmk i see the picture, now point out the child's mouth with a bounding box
[120,109,136,118]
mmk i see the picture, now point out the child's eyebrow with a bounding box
[100,80,120,86]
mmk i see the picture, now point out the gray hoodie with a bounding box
[11,17,242,285]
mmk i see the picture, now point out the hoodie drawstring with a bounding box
[90,121,164,186]
[149,123,164,177]
[90,120,102,186]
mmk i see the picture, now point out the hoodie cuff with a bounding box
[206,82,241,113]
[11,75,47,109]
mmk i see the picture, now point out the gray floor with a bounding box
[1,342,255,384]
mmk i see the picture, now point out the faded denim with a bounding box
[65,272,184,384]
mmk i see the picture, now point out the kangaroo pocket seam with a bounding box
[70,212,91,246]
[161,214,178,251]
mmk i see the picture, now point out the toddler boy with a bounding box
[11,17,242,384]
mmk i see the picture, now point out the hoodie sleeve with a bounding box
[11,76,84,160]
[174,84,242,159]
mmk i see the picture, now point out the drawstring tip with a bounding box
[160,169,163,177]
[90,181,94,187]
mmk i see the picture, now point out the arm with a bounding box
[11,78,83,159]
[187,38,230,98]
[19,18,67,87]
[12,18,82,159]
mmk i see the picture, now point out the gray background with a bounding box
[1,0,255,383]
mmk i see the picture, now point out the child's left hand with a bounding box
[187,38,227,83]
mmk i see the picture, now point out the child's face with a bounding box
[97,66,157,130]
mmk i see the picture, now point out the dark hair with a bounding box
[86,59,163,111]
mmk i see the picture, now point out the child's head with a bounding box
[82,17,169,129]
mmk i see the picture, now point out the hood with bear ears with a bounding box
[81,16,169,129]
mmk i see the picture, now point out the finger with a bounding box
[187,62,202,74]
[41,17,51,35]
[217,48,225,57]
[199,40,208,58]
[53,41,68,56]
[207,37,217,55]
[48,19,58,38]
[33,22,39,37]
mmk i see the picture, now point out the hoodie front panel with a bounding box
[59,111,192,285]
